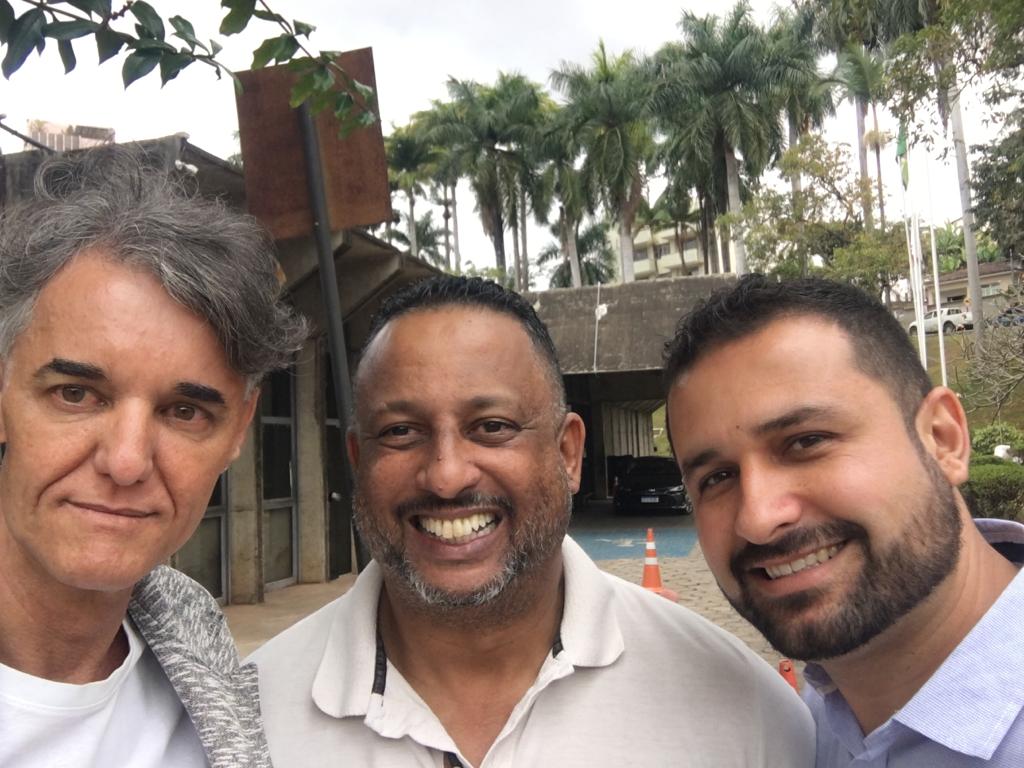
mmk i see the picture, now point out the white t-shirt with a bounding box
[0,618,207,768]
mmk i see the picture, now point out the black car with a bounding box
[612,456,692,515]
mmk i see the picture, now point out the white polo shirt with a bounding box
[251,537,814,768]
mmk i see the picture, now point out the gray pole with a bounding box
[296,102,358,554]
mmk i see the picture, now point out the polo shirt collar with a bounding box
[309,536,624,720]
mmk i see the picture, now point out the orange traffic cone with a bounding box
[778,659,799,693]
[642,528,679,602]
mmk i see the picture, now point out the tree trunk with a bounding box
[856,95,874,231]
[492,206,506,275]
[618,217,635,283]
[698,192,711,274]
[510,208,522,289]
[452,182,462,273]
[723,145,747,275]
[560,206,582,288]
[519,187,529,290]
[650,226,659,279]
[871,102,886,230]
[950,83,984,341]
[441,184,452,271]
[407,194,418,258]
[788,114,807,277]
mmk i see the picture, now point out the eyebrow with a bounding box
[175,382,226,405]
[36,358,105,381]
[679,405,841,479]
[36,358,226,406]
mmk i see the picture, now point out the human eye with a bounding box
[163,402,214,430]
[471,419,519,445]
[377,423,423,448]
[787,433,831,453]
[51,384,102,409]
[697,467,736,495]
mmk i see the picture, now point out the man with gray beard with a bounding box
[664,275,1024,767]
[251,275,813,768]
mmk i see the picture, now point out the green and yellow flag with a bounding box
[896,122,909,190]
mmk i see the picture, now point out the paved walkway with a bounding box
[224,537,796,683]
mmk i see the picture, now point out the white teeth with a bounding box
[765,544,842,580]
[417,512,497,543]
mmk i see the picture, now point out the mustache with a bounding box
[731,520,866,574]
[396,492,515,519]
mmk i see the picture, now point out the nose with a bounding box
[93,403,156,486]
[416,431,482,499]
[734,460,803,545]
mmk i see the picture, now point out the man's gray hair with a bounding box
[0,146,308,386]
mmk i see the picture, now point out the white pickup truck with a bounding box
[908,306,974,335]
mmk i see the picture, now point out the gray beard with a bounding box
[353,486,573,628]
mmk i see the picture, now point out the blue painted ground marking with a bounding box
[569,526,698,561]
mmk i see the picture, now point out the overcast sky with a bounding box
[0,0,999,280]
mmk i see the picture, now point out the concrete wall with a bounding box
[294,342,329,584]
[227,427,263,604]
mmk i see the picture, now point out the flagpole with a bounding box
[898,123,927,367]
[923,148,948,387]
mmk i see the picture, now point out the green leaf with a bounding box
[169,16,199,48]
[312,65,334,90]
[57,39,76,73]
[293,20,315,37]
[0,2,15,44]
[358,109,378,127]
[251,35,285,69]
[130,1,164,40]
[220,0,255,36]
[253,9,285,23]
[159,52,192,84]
[276,35,299,63]
[95,27,128,63]
[2,9,44,79]
[288,71,318,107]
[352,78,374,101]
[122,49,160,88]
[66,0,111,17]
[43,20,99,40]
[210,39,222,56]
[131,38,174,53]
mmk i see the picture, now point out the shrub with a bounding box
[970,454,1011,467]
[962,462,1024,521]
[971,422,1024,456]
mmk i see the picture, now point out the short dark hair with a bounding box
[357,275,566,411]
[663,275,934,425]
[0,146,308,389]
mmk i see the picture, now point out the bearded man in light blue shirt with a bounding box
[664,274,1024,767]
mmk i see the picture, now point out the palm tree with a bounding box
[768,4,836,273]
[551,41,654,283]
[384,123,437,260]
[654,3,784,275]
[386,210,447,267]
[538,220,616,288]
[537,106,590,287]
[835,43,888,229]
[425,74,545,279]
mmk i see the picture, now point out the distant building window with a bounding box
[633,246,648,262]
[654,242,672,258]
[982,283,1002,297]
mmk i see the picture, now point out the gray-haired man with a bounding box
[0,148,305,767]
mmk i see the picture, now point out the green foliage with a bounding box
[970,454,1008,466]
[972,422,1024,455]
[0,0,375,135]
[537,220,616,288]
[972,108,1024,261]
[827,226,907,299]
[961,461,1024,521]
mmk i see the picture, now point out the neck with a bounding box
[819,522,1018,734]
[0,530,132,684]
[379,552,565,692]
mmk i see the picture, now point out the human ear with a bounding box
[557,411,586,492]
[915,386,971,485]
[346,428,361,472]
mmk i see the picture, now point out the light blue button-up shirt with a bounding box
[803,518,1024,767]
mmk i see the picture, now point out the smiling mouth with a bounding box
[414,512,499,544]
[762,543,845,580]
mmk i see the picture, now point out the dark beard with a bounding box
[724,458,963,661]
[353,481,572,626]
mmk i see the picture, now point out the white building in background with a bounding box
[25,120,115,152]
